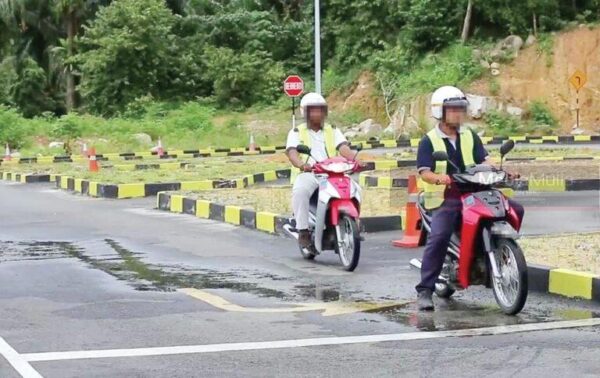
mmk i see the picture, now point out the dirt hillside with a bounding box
[470,26,600,133]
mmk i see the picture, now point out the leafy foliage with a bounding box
[1,0,600,118]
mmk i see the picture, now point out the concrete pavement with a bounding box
[0,181,599,377]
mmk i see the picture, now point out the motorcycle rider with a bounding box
[415,86,525,311]
[286,92,363,250]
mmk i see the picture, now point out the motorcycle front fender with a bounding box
[329,199,359,226]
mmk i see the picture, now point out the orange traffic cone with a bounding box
[393,175,424,248]
[4,143,11,161]
[157,137,164,157]
[89,147,99,172]
[248,134,257,152]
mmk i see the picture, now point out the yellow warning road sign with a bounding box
[569,70,587,91]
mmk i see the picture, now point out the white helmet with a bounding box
[431,86,468,120]
[300,92,327,117]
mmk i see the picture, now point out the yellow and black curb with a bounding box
[357,134,600,149]
[50,169,292,199]
[156,192,402,234]
[1,172,51,183]
[1,146,288,165]
[108,162,189,171]
[358,173,600,192]
[529,264,600,303]
[4,134,600,166]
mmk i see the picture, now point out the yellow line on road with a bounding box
[179,288,407,317]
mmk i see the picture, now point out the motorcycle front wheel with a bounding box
[490,238,528,315]
[335,215,361,272]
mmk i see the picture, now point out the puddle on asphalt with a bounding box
[2,239,598,332]
[0,239,287,298]
[369,298,600,332]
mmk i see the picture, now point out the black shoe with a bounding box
[417,290,434,311]
[298,229,312,249]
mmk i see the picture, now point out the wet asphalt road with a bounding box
[0,181,599,377]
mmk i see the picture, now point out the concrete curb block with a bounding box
[358,173,600,192]
[528,263,600,303]
[156,192,402,234]
[1,146,289,165]
[50,169,292,199]
[1,172,51,183]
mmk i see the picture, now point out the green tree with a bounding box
[75,0,176,115]
[403,0,466,53]
[204,46,284,107]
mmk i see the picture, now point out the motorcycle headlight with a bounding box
[462,171,506,185]
[321,162,355,173]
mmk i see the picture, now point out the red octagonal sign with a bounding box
[284,75,304,97]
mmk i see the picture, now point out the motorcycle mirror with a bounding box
[296,145,311,155]
[500,140,515,157]
[352,143,363,152]
[432,151,449,161]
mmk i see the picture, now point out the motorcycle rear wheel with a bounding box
[491,238,528,315]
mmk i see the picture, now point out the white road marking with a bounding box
[0,337,43,378]
[20,318,600,362]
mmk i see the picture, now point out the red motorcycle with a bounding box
[284,144,363,271]
[410,140,528,315]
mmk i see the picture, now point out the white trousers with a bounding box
[292,173,319,230]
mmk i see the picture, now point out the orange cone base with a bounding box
[392,235,422,248]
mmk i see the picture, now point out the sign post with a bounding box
[569,70,587,129]
[284,75,304,130]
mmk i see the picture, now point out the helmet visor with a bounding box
[443,97,468,111]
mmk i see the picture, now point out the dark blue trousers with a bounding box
[415,198,524,293]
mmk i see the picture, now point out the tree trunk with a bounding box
[533,13,538,36]
[461,0,473,43]
[65,9,77,112]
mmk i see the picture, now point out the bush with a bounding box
[372,43,484,102]
[0,106,27,149]
[484,110,523,136]
[51,114,84,154]
[75,0,176,115]
[204,47,284,108]
[527,101,559,129]
[162,102,215,132]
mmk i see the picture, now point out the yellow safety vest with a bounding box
[423,127,475,209]
[290,123,338,184]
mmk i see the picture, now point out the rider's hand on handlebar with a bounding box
[435,174,452,186]
[301,163,313,172]
[507,171,521,180]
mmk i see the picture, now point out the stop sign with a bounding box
[284,75,304,97]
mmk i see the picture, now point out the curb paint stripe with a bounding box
[256,212,277,233]
[224,206,242,225]
[549,269,596,300]
[528,178,566,192]
[196,200,210,219]
[170,195,184,213]
[118,183,145,199]
[180,181,213,191]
